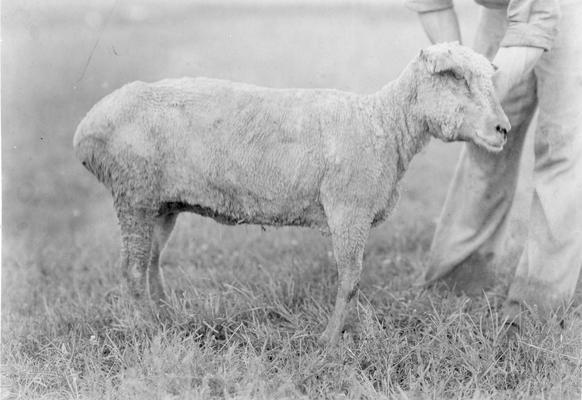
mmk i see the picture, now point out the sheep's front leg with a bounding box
[321,206,372,345]
[116,205,156,302]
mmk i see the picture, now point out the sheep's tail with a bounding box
[73,111,119,191]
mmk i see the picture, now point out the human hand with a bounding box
[492,46,543,101]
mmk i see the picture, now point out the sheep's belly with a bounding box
[158,200,327,229]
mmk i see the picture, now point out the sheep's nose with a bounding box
[496,125,508,140]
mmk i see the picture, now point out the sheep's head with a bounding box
[412,42,510,152]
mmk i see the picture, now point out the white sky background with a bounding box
[13,0,408,6]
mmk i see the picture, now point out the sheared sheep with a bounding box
[74,42,509,344]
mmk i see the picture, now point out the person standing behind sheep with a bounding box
[406,0,582,320]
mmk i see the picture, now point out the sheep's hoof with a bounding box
[154,302,175,324]
[127,285,148,302]
[150,291,169,308]
[318,328,340,347]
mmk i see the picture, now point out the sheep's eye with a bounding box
[440,70,464,81]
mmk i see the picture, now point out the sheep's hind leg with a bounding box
[117,206,156,303]
[321,206,372,345]
[149,212,178,307]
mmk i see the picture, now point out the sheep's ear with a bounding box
[421,48,468,81]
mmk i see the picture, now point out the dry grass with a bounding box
[2,2,581,399]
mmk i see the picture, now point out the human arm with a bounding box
[405,0,559,99]
[492,0,560,99]
[418,7,462,44]
[406,0,462,44]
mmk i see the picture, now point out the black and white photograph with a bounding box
[2,0,581,398]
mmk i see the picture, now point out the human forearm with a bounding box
[418,8,462,44]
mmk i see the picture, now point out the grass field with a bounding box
[2,1,581,399]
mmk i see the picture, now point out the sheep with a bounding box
[74,42,509,345]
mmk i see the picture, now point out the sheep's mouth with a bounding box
[474,132,505,152]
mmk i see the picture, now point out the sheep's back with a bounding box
[143,78,340,220]
[74,77,379,220]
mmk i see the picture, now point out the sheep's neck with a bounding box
[375,80,431,177]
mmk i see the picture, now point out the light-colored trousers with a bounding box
[425,0,582,313]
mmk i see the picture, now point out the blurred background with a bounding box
[2,0,480,309]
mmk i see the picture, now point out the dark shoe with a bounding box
[439,252,496,296]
